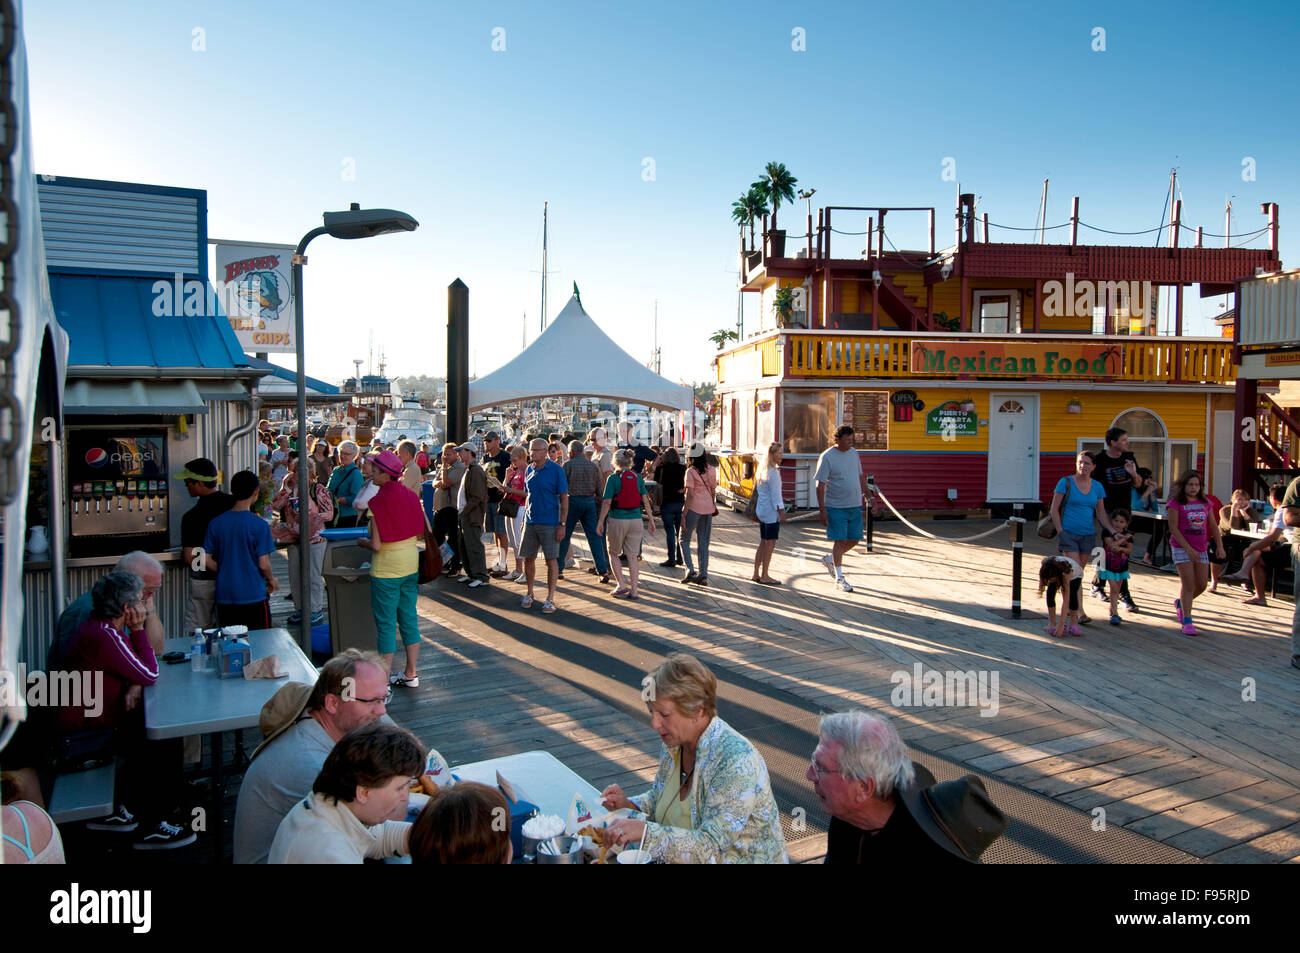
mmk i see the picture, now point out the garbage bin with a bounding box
[322,542,378,657]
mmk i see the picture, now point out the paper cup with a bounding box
[1250,522,1260,533]
[616,849,652,864]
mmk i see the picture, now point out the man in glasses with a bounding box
[50,550,166,665]
[234,649,392,864]
[807,710,1006,866]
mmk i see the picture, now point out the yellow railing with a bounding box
[773,333,1235,385]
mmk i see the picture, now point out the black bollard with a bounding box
[447,279,469,445]
[1011,502,1024,619]
[866,474,876,554]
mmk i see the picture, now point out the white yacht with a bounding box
[375,396,441,448]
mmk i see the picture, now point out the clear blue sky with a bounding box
[24,0,1299,385]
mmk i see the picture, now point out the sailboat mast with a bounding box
[541,201,548,333]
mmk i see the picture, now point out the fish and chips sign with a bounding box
[910,340,1119,378]
[213,241,296,353]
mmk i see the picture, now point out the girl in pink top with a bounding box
[1165,470,1226,636]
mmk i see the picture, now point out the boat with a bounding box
[374,395,442,448]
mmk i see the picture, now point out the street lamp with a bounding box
[797,187,816,257]
[293,204,418,650]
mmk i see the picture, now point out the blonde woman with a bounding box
[600,653,787,864]
[497,445,529,582]
[751,442,786,585]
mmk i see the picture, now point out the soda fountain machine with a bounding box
[67,429,171,558]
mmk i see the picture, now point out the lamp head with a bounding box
[322,206,419,240]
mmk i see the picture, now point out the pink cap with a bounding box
[371,449,402,478]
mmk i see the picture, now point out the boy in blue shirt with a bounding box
[205,470,279,629]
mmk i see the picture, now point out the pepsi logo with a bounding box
[85,448,109,467]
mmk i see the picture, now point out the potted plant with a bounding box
[934,311,959,332]
[773,287,795,328]
[758,162,797,258]
[1067,398,1082,414]
[959,397,976,412]
[708,328,739,350]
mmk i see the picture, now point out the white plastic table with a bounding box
[452,751,604,820]
[144,627,317,859]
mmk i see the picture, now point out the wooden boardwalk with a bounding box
[268,510,1300,863]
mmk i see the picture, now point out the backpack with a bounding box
[614,471,642,509]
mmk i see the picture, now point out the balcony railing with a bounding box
[719,330,1236,386]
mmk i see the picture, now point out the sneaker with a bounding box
[1173,598,1183,624]
[515,573,529,584]
[1091,583,1107,601]
[133,820,197,851]
[1109,614,1122,625]
[821,554,837,579]
[390,673,420,688]
[309,611,327,626]
[541,600,556,614]
[836,578,853,593]
[521,595,534,609]
[694,575,709,587]
[680,571,697,584]
[468,578,488,588]
[1181,621,1198,636]
[286,611,303,624]
[1121,595,1139,613]
[600,573,612,584]
[456,574,471,584]
[86,805,138,833]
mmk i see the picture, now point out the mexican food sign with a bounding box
[910,340,1118,377]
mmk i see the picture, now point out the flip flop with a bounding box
[610,587,631,598]
[759,578,782,585]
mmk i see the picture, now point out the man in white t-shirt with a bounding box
[814,425,874,592]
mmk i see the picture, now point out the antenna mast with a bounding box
[540,201,548,333]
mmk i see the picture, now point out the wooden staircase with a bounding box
[1254,394,1300,495]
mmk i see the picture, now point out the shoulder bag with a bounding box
[1037,476,1072,539]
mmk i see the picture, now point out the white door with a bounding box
[987,393,1039,501]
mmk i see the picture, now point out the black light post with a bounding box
[292,204,417,651]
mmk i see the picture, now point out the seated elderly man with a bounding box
[49,551,165,665]
[233,649,391,864]
[600,653,787,863]
[808,710,1007,865]
[268,721,425,864]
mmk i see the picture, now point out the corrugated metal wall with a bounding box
[21,561,191,671]
[37,182,201,275]
[1239,270,1300,347]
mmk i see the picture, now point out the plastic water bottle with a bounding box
[191,629,207,672]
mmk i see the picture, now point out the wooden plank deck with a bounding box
[263,508,1300,862]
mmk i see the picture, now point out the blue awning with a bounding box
[50,273,250,370]
[245,356,340,396]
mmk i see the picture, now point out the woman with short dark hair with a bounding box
[654,447,686,569]
[410,782,512,864]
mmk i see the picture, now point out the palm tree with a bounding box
[731,193,750,248]
[763,162,798,231]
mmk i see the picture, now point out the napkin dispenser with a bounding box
[212,636,252,679]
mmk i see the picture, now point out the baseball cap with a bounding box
[174,458,219,483]
[456,443,478,456]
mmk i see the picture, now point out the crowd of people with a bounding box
[1041,425,1299,654]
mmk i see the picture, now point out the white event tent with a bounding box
[469,290,694,412]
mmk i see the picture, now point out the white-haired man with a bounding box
[808,710,1006,865]
[51,550,165,665]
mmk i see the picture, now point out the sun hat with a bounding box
[897,766,1008,862]
[250,681,314,761]
[370,449,403,478]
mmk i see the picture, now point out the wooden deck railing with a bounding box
[718,331,1236,385]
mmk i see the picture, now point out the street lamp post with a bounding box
[292,204,418,651]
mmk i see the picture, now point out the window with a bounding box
[997,400,1025,414]
[974,291,1018,333]
[1079,409,1191,498]
[783,389,837,454]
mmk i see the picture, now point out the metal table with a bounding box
[144,627,317,859]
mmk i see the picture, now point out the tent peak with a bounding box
[572,281,581,304]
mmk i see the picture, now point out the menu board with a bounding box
[842,390,888,450]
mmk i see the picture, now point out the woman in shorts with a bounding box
[1048,451,1114,625]
[751,442,786,585]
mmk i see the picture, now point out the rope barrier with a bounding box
[872,484,1012,543]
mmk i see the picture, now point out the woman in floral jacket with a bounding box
[601,654,788,863]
